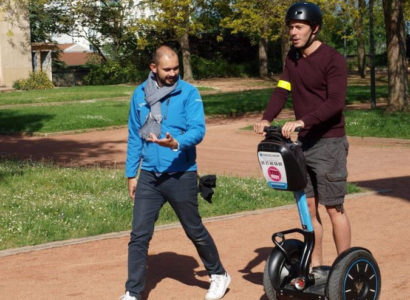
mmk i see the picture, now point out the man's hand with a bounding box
[281,120,304,139]
[147,132,179,149]
[128,177,137,199]
[254,119,271,135]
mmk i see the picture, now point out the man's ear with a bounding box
[312,24,320,35]
[149,63,157,74]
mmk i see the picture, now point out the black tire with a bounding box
[263,239,304,300]
[327,248,381,300]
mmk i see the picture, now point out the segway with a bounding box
[257,126,381,300]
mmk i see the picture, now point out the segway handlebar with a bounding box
[263,125,301,135]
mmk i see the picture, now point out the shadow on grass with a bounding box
[142,252,209,299]
[0,162,24,181]
[345,85,388,105]
[0,110,54,135]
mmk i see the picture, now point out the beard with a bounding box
[157,74,178,87]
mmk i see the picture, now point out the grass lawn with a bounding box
[244,108,410,140]
[1,84,407,139]
[0,85,134,105]
[346,85,388,103]
[0,85,216,106]
[0,85,394,135]
[0,100,129,134]
[0,159,361,250]
[345,108,410,139]
[0,83,386,106]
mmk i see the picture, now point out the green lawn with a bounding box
[0,160,279,250]
[202,85,389,116]
[0,100,129,134]
[345,108,410,139]
[0,159,361,250]
[0,84,216,106]
[0,85,406,139]
[244,108,410,139]
[0,84,387,106]
[346,85,388,104]
[0,85,134,105]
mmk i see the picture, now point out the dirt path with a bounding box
[1,117,410,299]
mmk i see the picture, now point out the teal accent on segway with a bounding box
[258,126,381,300]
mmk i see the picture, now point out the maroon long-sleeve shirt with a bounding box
[263,43,347,140]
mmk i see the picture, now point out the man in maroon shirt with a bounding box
[254,2,351,280]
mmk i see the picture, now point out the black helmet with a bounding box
[286,2,322,28]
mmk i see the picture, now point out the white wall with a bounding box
[0,7,32,88]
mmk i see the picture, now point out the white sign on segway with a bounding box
[258,151,288,190]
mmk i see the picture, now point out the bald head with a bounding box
[152,46,178,65]
[150,45,180,87]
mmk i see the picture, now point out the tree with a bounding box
[0,0,71,42]
[382,0,408,111]
[220,0,350,77]
[65,0,141,63]
[28,0,72,42]
[2,0,141,63]
[138,0,214,81]
[354,0,367,78]
[220,0,291,77]
[337,0,368,77]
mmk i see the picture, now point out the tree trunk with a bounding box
[382,0,408,111]
[178,32,194,82]
[280,26,290,71]
[258,38,268,78]
[356,0,366,78]
[89,40,108,62]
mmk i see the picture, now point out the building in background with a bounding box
[0,4,32,89]
[0,1,155,89]
[57,43,95,66]
[31,43,57,81]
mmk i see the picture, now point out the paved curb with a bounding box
[0,189,389,258]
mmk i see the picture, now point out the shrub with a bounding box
[13,71,54,90]
[84,61,148,85]
[191,55,259,79]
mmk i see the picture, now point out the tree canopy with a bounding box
[1,0,408,110]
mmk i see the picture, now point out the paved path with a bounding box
[0,116,409,299]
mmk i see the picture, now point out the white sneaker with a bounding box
[120,291,139,300]
[204,272,231,300]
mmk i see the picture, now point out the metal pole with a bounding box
[369,0,376,109]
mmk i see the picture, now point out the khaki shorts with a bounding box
[301,136,349,206]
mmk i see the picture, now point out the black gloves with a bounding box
[198,174,217,203]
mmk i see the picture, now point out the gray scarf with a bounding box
[139,71,177,140]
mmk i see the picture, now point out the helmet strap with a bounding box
[300,31,315,50]
[299,25,319,51]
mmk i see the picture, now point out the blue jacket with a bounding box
[125,78,205,178]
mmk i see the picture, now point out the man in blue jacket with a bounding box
[121,45,230,300]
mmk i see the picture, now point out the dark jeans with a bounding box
[125,170,225,297]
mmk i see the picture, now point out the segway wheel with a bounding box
[327,248,381,300]
[263,239,304,300]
